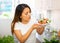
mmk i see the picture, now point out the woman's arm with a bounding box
[14,24,39,43]
[14,27,33,43]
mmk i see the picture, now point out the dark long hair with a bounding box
[11,4,31,34]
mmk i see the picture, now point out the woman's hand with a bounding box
[36,18,48,35]
[31,23,45,35]
[32,24,40,30]
[36,25,45,35]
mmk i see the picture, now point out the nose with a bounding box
[28,13,31,16]
[28,13,31,18]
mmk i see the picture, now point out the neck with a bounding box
[22,20,29,24]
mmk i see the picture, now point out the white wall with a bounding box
[0,19,12,36]
[35,0,60,10]
[50,10,60,30]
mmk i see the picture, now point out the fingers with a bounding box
[33,23,45,29]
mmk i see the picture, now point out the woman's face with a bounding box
[20,7,31,22]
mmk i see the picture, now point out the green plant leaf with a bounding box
[0,35,14,43]
[44,38,51,43]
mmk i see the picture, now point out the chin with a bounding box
[27,19,30,22]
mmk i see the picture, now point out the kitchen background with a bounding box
[0,0,60,37]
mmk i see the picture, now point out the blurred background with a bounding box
[0,0,60,37]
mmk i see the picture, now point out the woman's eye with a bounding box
[25,12,31,16]
[25,12,28,15]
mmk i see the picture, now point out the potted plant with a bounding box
[0,35,14,43]
[44,30,60,43]
[44,38,59,43]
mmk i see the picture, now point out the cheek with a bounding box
[22,16,26,19]
[25,16,31,21]
[22,14,31,20]
[25,15,31,18]
[22,15,28,19]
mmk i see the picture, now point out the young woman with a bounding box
[11,4,44,43]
